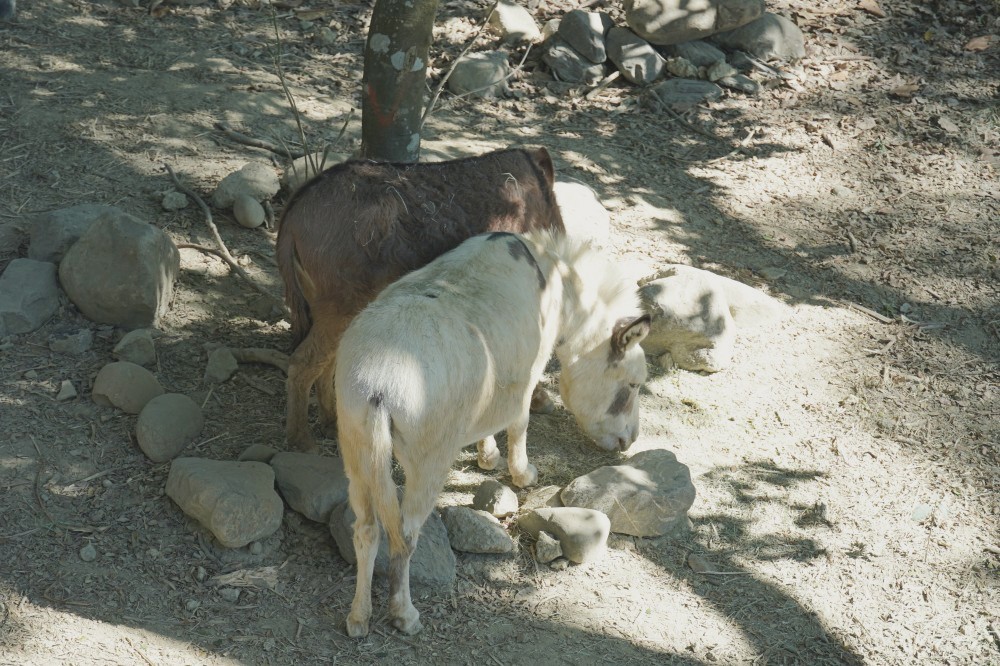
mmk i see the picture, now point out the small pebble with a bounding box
[56,380,78,402]
[249,541,263,555]
[195,566,207,582]
[162,191,189,211]
[185,599,201,611]
[549,557,570,571]
[79,543,97,562]
[219,587,241,603]
[233,194,265,229]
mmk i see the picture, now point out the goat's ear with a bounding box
[611,315,651,356]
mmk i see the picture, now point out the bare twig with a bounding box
[584,70,621,100]
[847,301,894,324]
[230,347,290,374]
[164,165,289,317]
[213,122,303,160]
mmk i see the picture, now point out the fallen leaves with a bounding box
[964,35,995,52]
[858,0,887,19]
[890,82,921,98]
[936,116,960,134]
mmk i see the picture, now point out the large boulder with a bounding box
[166,458,284,549]
[624,0,765,46]
[638,265,786,372]
[136,393,204,462]
[58,211,179,329]
[92,361,164,414]
[440,506,516,554]
[270,452,349,523]
[561,449,695,537]
[329,501,456,586]
[211,162,280,209]
[0,258,60,336]
[543,38,606,85]
[448,51,511,98]
[28,204,121,263]
[487,0,541,44]
[606,27,666,85]
[557,10,614,64]
[709,12,806,61]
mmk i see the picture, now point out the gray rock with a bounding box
[161,191,188,211]
[0,259,60,336]
[49,329,93,355]
[606,27,665,85]
[518,507,610,563]
[448,51,511,98]
[543,37,606,85]
[166,458,284,549]
[706,60,738,82]
[472,479,519,518]
[59,211,179,329]
[204,347,238,384]
[487,0,541,44]
[534,530,562,563]
[79,543,97,562]
[638,265,786,372]
[625,0,765,46]
[558,10,613,64]
[56,380,77,402]
[560,449,695,537]
[666,40,726,67]
[270,451,349,523]
[113,329,157,367]
[649,78,723,112]
[211,163,280,209]
[520,485,564,513]
[92,361,164,414]
[238,444,279,463]
[709,12,806,61]
[554,180,612,251]
[329,501,456,586]
[440,506,515,554]
[136,393,205,463]
[665,56,701,79]
[28,204,120,263]
[233,195,265,229]
[718,73,761,94]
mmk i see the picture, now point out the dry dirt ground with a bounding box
[1,0,998,664]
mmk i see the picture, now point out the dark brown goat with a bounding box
[276,147,565,451]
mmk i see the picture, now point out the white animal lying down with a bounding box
[335,229,650,638]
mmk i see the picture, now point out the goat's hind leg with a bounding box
[345,481,379,638]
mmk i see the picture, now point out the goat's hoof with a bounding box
[511,463,538,489]
[391,609,422,636]
[345,614,370,638]
[477,449,500,471]
[287,433,319,453]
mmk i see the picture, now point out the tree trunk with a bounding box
[361,0,441,162]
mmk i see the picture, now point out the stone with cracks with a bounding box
[92,361,164,414]
[534,530,562,563]
[520,485,564,513]
[113,329,157,367]
[557,10,614,64]
[58,210,179,329]
[648,78,723,112]
[560,449,695,537]
[211,162,280,209]
[472,479,519,518]
[329,501,456,586]
[709,12,806,62]
[487,0,541,44]
[28,204,120,263]
[270,452,349,523]
[0,259,60,336]
[543,37,606,85]
[440,506,516,554]
[605,27,665,85]
[638,264,786,372]
[136,393,205,463]
[448,51,511,99]
[166,458,284,549]
[625,0,765,46]
[518,507,610,563]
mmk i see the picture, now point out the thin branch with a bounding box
[213,122,303,160]
[164,165,289,317]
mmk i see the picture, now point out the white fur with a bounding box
[335,229,648,637]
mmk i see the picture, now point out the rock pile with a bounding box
[456,1,806,110]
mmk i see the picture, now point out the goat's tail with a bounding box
[364,401,407,553]
[275,220,313,349]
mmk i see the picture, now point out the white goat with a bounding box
[335,229,650,637]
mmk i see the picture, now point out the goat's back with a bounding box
[275,147,564,346]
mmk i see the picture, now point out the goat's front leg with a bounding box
[476,436,500,470]
[506,412,537,488]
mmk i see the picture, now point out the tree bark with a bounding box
[361,0,441,162]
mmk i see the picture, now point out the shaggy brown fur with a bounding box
[276,147,565,451]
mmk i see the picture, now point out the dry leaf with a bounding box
[858,0,887,18]
[890,83,920,98]
[937,116,959,133]
[964,35,995,52]
[857,117,878,131]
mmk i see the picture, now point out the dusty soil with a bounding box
[1,0,998,664]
